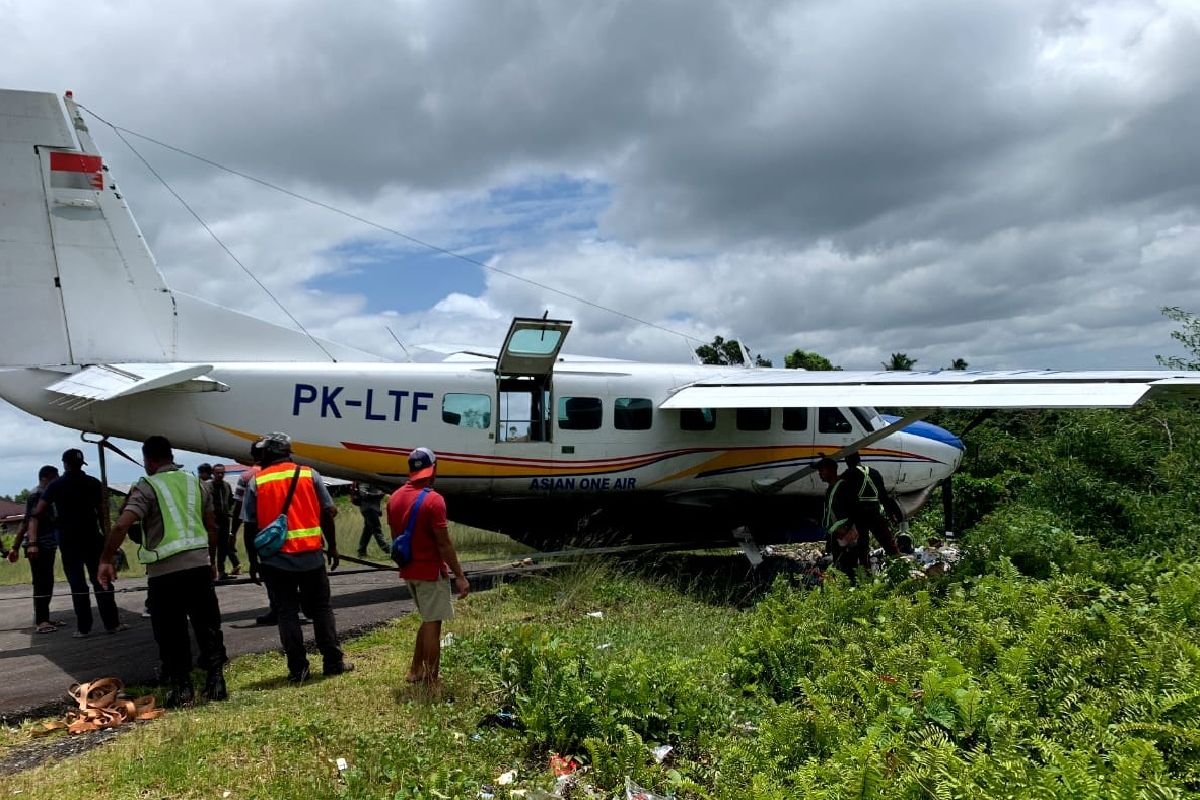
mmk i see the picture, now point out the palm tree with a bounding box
[949,358,969,370]
[883,353,917,371]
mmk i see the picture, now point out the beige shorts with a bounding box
[406,577,454,622]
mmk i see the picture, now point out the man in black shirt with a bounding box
[26,449,126,637]
[843,452,901,558]
[351,482,388,558]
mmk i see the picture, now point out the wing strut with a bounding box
[752,411,930,494]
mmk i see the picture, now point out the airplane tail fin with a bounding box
[0,89,376,367]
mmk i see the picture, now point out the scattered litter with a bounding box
[222,792,232,799]
[478,709,520,729]
[550,753,580,777]
[470,733,484,741]
[902,539,962,577]
[336,757,348,772]
[625,777,670,800]
[585,611,604,619]
[596,643,612,651]
[498,769,518,785]
[478,787,495,800]
[650,744,673,763]
[441,633,456,648]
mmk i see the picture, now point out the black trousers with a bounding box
[357,507,388,555]
[30,546,57,625]
[853,509,900,556]
[260,564,343,676]
[147,564,227,684]
[215,517,241,574]
[59,533,120,634]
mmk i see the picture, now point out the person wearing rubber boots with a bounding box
[99,436,228,707]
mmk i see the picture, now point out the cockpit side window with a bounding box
[818,407,853,434]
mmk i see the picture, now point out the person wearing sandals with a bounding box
[387,448,470,686]
[6,466,65,634]
[99,436,229,707]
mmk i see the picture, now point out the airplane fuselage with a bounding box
[0,360,963,545]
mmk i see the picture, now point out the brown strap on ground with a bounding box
[31,677,165,737]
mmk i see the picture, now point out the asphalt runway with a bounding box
[0,564,435,717]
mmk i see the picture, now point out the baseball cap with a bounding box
[408,447,437,481]
[62,448,87,467]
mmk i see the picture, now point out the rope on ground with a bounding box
[29,677,163,737]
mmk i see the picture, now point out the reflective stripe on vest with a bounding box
[854,465,879,502]
[255,464,323,554]
[139,471,208,564]
[824,480,850,533]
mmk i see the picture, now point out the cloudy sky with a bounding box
[1,0,1198,495]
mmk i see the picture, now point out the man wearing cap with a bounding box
[241,432,351,682]
[98,435,228,706]
[25,448,125,636]
[387,447,469,685]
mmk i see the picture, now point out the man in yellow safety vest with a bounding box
[99,435,228,707]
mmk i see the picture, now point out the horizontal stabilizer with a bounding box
[47,362,221,407]
[661,370,1200,410]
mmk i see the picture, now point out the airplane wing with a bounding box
[659,370,1200,410]
[47,362,224,408]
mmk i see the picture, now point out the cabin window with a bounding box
[818,407,853,434]
[614,397,653,430]
[680,407,717,431]
[736,407,771,431]
[557,396,603,430]
[782,407,808,431]
[442,393,491,429]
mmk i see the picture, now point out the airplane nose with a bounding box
[881,416,965,452]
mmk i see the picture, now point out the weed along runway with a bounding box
[0,560,530,717]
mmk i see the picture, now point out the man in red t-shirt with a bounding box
[387,447,469,685]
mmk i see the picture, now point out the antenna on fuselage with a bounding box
[385,326,413,362]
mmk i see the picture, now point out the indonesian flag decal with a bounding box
[49,151,104,191]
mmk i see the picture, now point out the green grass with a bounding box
[0,562,739,799]
[0,498,530,587]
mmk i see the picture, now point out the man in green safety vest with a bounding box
[844,452,902,558]
[99,435,228,707]
[817,456,866,578]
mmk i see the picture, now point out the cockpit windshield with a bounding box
[851,406,885,431]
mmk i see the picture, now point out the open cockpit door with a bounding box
[494,317,572,447]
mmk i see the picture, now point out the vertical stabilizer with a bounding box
[0,89,178,366]
[0,89,381,366]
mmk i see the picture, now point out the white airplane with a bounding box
[2,88,1198,549]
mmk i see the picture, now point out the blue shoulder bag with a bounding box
[253,466,302,558]
[391,488,430,568]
